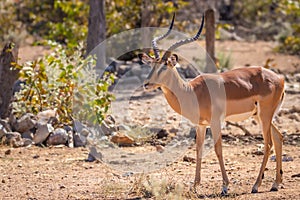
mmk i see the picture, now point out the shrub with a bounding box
[12,42,115,125]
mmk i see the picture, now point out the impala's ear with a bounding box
[167,53,179,68]
[138,53,154,65]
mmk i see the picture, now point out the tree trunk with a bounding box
[204,8,217,73]
[86,0,106,68]
[0,43,19,118]
[141,1,152,53]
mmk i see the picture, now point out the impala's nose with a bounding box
[143,82,149,90]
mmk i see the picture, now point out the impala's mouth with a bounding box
[143,82,158,91]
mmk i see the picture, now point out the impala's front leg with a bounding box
[194,125,206,189]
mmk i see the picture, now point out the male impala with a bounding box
[139,13,285,195]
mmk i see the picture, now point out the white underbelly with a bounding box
[225,110,256,122]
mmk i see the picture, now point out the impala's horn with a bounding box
[152,13,175,60]
[162,13,205,61]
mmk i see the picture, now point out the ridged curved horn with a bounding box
[162,13,205,61]
[152,13,175,59]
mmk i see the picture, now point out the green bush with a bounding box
[234,0,300,55]
[12,42,115,125]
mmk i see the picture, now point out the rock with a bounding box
[0,122,8,139]
[282,155,293,162]
[5,149,11,155]
[21,130,34,140]
[73,132,87,147]
[73,120,90,147]
[156,129,168,139]
[65,125,74,148]
[23,138,33,147]
[155,145,165,153]
[13,113,36,133]
[46,128,68,146]
[100,120,117,136]
[0,119,11,131]
[183,155,196,163]
[73,120,88,135]
[295,73,300,82]
[86,146,103,162]
[5,132,23,147]
[111,132,134,146]
[33,123,54,144]
[117,124,131,131]
[80,128,90,137]
[37,109,58,125]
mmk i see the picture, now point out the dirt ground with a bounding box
[1,41,300,199]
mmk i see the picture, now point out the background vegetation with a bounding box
[0,0,299,123]
[1,0,299,54]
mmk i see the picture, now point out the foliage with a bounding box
[233,0,300,55]
[105,0,188,36]
[275,0,300,55]
[15,0,89,49]
[1,0,188,48]
[0,0,28,45]
[12,42,115,125]
[216,51,233,70]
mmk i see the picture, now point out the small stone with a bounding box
[86,146,103,162]
[37,110,58,124]
[155,145,165,153]
[4,149,11,155]
[23,138,33,147]
[100,120,117,136]
[122,172,134,177]
[2,179,5,183]
[21,131,34,140]
[156,129,168,139]
[65,125,74,148]
[183,155,196,163]
[117,124,131,131]
[33,123,54,144]
[111,132,134,146]
[59,185,66,189]
[80,128,90,137]
[13,113,36,133]
[5,132,23,147]
[0,123,8,139]
[282,155,293,162]
[73,132,87,147]
[46,128,68,146]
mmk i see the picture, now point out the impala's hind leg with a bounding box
[251,108,273,193]
[270,122,283,191]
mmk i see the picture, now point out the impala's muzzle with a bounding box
[143,81,157,91]
[143,82,150,90]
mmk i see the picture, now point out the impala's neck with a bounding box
[160,69,193,116]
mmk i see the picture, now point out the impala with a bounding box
[139,13,285,195]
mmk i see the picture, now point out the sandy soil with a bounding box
[1,41,300,199]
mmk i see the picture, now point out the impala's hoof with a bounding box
[251,188,258,193]
[221,186,228,196]
[270,187,278,192]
